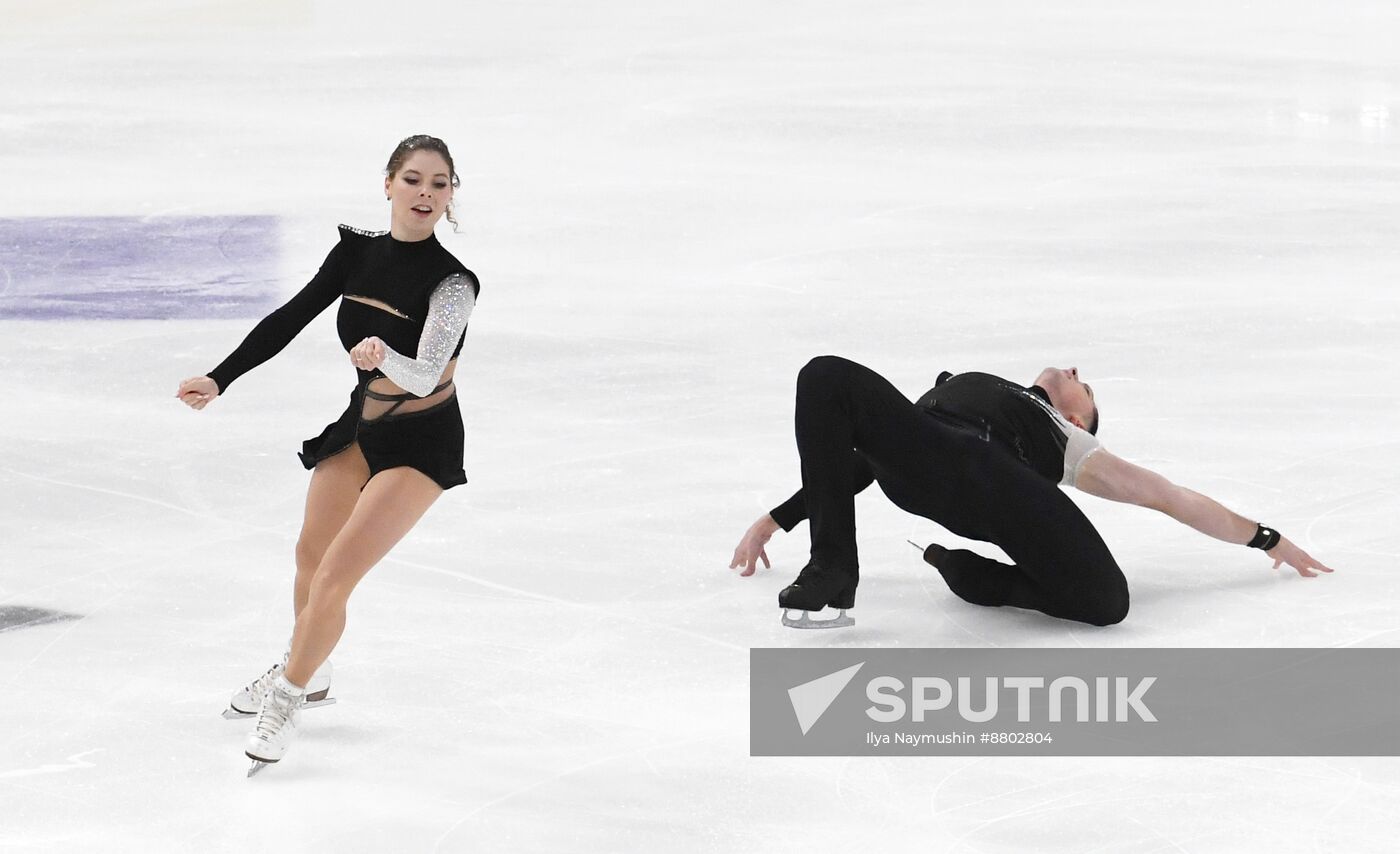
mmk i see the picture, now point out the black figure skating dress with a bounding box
[207,225,480,489]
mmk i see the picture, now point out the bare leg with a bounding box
[293,443,370,616]
[284,467,443,686]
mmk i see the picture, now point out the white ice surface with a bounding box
[2,1,1398,851]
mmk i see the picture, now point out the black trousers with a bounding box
[796,355,1128,626]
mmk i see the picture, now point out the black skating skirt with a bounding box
[298,385,468,490]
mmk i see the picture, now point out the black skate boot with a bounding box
[778,561,857,629]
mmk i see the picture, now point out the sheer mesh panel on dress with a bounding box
[345,273,475,422]
[359,376,456,422]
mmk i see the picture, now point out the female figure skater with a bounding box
[176,135,480,774]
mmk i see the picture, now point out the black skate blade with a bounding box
[781,608,854,629]
[223,697,336,720]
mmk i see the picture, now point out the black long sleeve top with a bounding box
[207,225,479,395]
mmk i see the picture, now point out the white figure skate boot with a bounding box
[225,654,334,718]
[245,674,305,777]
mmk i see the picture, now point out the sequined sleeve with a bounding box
[378,274,477,396]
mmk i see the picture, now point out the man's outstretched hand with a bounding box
[1267,536,1335,578]
[730,514,781,576]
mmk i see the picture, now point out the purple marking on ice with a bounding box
[0,216,281,320]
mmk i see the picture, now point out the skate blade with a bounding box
[246,759,272,778]
[223,697,336,720]
[781,609,854,629]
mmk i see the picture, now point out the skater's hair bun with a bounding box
[385,135,461,230]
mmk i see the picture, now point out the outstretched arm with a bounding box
[204,246,349,395]
[1074,450,1335,577]
[179,232,354,408]
[178,266,342,409]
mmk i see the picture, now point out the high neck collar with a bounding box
[387,229,440,247]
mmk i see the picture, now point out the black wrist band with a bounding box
[1247,524,1281,551]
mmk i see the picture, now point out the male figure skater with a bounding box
[730,356,1333,628]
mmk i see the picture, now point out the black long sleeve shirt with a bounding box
[208,225,478,394]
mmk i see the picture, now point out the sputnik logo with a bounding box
[788,662,865,735]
